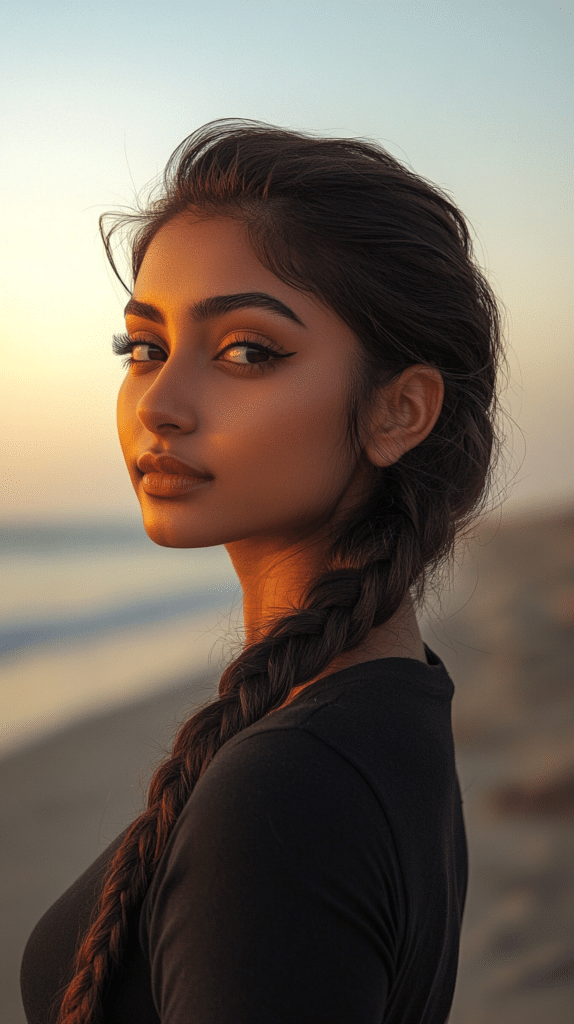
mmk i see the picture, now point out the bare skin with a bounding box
[117,214,444,707]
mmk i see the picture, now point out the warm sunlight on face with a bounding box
[116,214,368,564]
[117,213,444,655]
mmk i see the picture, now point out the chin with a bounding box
[140,508,198,549]
[139,503,224,549]
[143,523,186,548]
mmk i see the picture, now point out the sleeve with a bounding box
[142,727,403,1024]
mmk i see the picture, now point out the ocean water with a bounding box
[1,518,479,762]
[1,520,244,760]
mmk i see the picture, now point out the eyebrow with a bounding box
[123,292,306,328]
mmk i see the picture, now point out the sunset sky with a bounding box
[2,0,572,523]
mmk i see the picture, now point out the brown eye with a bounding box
[216,336,295,374]
[131,343,166,362]
[222,345,273,365]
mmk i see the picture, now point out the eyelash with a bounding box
[111,332,291,375]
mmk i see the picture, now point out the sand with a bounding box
[425,504,574,1022]
[2,504,573,1023]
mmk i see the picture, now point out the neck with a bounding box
[265,598,426,714]
[224,532,427,705]
[304,594,427,680]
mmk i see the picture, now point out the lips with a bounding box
[136,452,213,480]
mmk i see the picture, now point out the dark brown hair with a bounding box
[55,118,504,1022]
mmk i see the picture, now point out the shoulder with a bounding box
[142,726,404,1021]
[147,724,403,908]
[179,725,390,853]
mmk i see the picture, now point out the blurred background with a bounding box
[1,2,573,1022]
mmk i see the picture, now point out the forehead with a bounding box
[135,215,286,299]
[133,214,345,333]
[130,215,363,386]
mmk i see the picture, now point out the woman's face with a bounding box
[117,214,370,560]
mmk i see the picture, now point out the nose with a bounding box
[135,359,199,435]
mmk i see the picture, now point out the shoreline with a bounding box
[0,602,241,762]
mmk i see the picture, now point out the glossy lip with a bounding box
[136,452,213,480]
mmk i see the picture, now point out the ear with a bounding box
[362,365,444,468]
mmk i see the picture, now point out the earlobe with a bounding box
[364,365,444,468]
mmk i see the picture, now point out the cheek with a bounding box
[218,374,351,496]
[116,378,138,458]
[279,369,351,461]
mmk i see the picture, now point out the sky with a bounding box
[2,0,572,524]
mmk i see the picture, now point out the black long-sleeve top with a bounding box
[21,647,467,1023]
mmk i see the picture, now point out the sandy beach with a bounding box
[426,503,574,1022]
[2,503,573,1023]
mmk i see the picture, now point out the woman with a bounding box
[21,118,503,1024]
